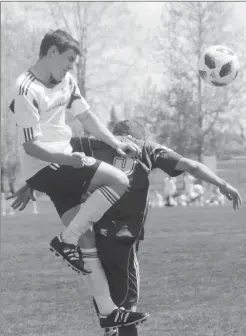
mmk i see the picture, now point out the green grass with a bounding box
[1,201,246,336]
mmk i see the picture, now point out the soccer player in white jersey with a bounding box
[10,29,148,329]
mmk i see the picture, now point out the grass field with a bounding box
[1,200,246,336]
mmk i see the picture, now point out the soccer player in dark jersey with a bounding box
[72,120,241,336]
[8,120,241,336]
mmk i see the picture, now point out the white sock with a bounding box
[80,248,117,316]
[62,186,120,245]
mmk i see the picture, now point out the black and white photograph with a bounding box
[1,2,246,336]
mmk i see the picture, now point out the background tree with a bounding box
[107,106,119,131]
[153,2,246,161]
[1,1,246,185]
[48,2,143,117]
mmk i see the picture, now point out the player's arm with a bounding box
[23,140,82,167]
[67,79,140,157]
[12,87,84,168]
[175,158,241,209]
[175,158,225,187]
[77,109,121,149]
[148,142,241,210]
[77,107,140,157]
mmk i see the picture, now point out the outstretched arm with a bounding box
[146,142,241,210]
[175,158,242,210]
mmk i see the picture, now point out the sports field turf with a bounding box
[1,200,246,336]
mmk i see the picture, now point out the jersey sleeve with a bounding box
[66,75,90,117]
[146,141,183,177]
[11,77,42,144]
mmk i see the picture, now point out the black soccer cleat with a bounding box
[99,307,149,329]
[50,234,91,275]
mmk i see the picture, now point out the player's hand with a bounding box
[116,142,141,158]
[70,152,86,168]
[6,184,36,211]
[219,183,242,210]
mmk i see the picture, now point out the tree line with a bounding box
[1,2,245,187]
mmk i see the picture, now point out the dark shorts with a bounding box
[26,162,100,217]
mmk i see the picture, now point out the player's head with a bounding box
[39,29,81,82]
[112,119,145,140]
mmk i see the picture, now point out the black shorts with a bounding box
[95,236,140,311]
[26,162,100,217]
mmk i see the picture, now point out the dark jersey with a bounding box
[70,136,183,239]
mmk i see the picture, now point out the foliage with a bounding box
[107,106,119,131]
[1,2,245,178]
[152,2,246,161]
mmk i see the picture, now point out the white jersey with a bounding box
[10,71,90,180]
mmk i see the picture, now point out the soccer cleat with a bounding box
[99,307,149,329]
[104,327,118,336]
[50,234,91,275]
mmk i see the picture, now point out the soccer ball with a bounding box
[198,45,239,86]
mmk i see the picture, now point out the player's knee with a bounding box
[111,171,129,196]
[118,171,129,188]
